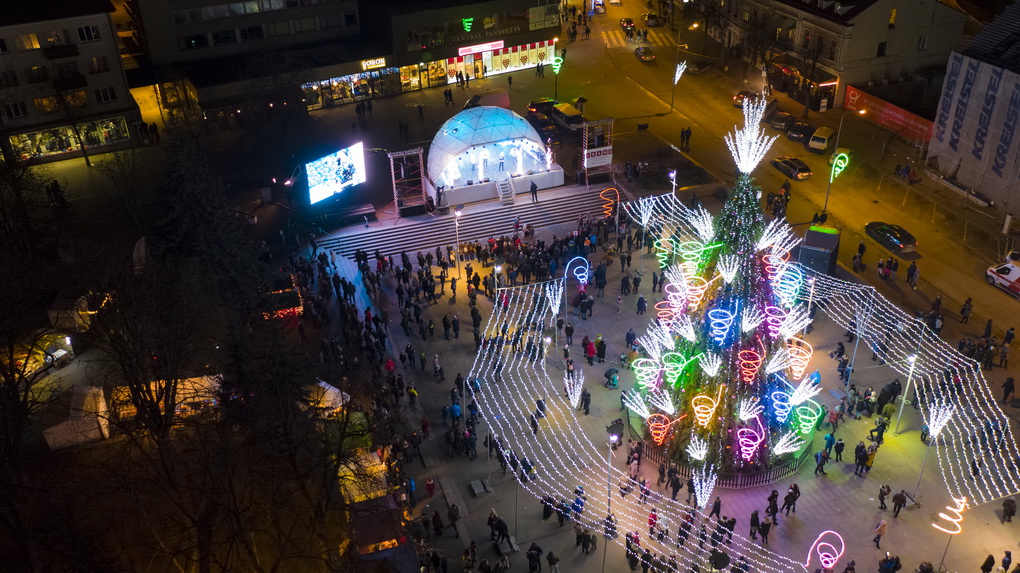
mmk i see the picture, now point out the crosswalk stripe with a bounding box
[601,28,676,49]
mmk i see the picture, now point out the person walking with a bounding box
[507,74,513,88]
[960,297,973,323]
[834,438,845,461]
[878,485,891,510]
[708,496,722,520]
[873,520,887,548]
[981,555,996,573]
[530,180,539,202]
[892,489,908,517]
[1004,377,1016,403]
[448,503,461,537]
[1003,497,1017,523]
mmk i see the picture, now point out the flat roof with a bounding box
[4,0,114,27]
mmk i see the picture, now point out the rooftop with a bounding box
[3,0,114,27]
[959,1,1020,74]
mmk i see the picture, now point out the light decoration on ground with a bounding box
[763,305,787,338]
[687,434,709,460]
[565,370,583,408]
[785,338,813,380]
[693,464,719,509]
[655,238,677,269]
[742,305,765,332]
[804,531,845,570]
[765,347,790,374]
[725,96,778,174]
[718,255,739,283]
[699,353,722,377]
[794,399,823,434]
[773,431,804,455]
[756,219,802,255]
[564,256,591,288]
[779,306,811,339]
[692,384,725,427]
[599,188,619,220]
[771,390,793,423]
[648,390,677,415]
[707,307,735,344]
[932,496,968,534]
[762,252,789,281]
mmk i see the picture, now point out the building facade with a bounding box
[0,0,141,163]
[716,0,966,108]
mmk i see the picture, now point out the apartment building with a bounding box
[0,0,141,163]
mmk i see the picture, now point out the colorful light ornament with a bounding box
[564,256,591,287]
[717,255,739,283]
[794,398,823,434]
[773,264,804,307]
[687,434,709,460]
[623,388,651,419]
[699,352,722,377]
[762,252,789,281]
[674,314,697,342]
[693,464,719,509]
[932,496,968,534]
[654,238,677,269]
[725,96,778,174]
[692,384,725,427]
[763,306,787,338]
[707,307,736,345]
[598,188,619,220]
[647,413,688,445]
[772,431,804,455]
[632,358,663,390]
[804,531,845,570]
[779,305,811,338]
[788,372,822,405]
[756,219,800,254]
[786,337,813,380]
[647,389,676,415]
[663,351,702,388]
[565,370,583,408]
[737,399,766,461]
[765,347,790,374]
[771,390,793,423]
[654,299,679,330]
[738,340,766,384]
[741,305,765,333]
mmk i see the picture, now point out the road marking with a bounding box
[601,28,675,49]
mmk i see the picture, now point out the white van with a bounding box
[550,103,586,131]
[808,126,835,151]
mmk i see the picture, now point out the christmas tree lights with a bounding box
[687,434,709,460]
[773,431,804,455]
[725,97,779,174]
[693,464,719,509]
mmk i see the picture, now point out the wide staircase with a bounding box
[496,178,515,205]
[317,189,607,261]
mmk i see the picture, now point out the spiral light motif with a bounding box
[804,531,845,570]
[707,308,735,344]
[794,398,823,434]
[771,390,793,423]
[632,358,663,390]
[786,338,813,380]
[764,305,786,338]
[647,413,677,445]
[599,187,620,220]
[736,416,765,461]
[692,384,726,428]
[762,251,789,281]
[738,348,764,384]
[772,265,803,306]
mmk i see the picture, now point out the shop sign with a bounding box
[361,58,387,71]
[845,85,932,142]
[458,40,504,56]
[584,146,613,168]
[446,26,522,45]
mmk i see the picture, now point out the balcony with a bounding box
[53,73,88,91]
[42,44,79,59]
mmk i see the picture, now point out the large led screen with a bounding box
[307,142,367,204]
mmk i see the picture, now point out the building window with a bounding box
[802,30,811,50]
[319,14,341,28]
[88,56,109,73]
[46,30,70,46]
[212,29,237,45]
[64,90,87,108]
[888,8,896,29]
[77,25,101,43]
[0,38,8,54]
[26,65,48,83]
[182,34,209,49]
[262,0,285,9]
[344,11,357,26]
[16,34,40,51]
[293,17,316,32]
[268,21,291,36]
[3,102,28,118]
[0,70,17,87]
[240,26,264,40]
[877,41,887,57]
[917,35,928,51]
[742,8,750,22]
[55,61,79,79]
[95,87,117,103]
[34,96,59,113]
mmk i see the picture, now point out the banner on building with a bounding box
[844,85,933,143]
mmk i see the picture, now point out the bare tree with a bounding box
[743,12,786,94]
[795,37,826,119]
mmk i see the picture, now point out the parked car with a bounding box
[608,0,622,5]
[771,156,813,180]
[865,222,918,253]
[787,122,814,142]
[594,0,606,12]
[732,90,757,107]
[828,147,855,166]
[642,13,662,26]
[987,262,1020,297]
[687,60,714,75]
[770,112,795,131]
[635,47,656,62]
[527,112,560,143]
[527,98,558,115]
[620,17,635,31]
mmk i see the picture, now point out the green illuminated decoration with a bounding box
[830,152,850,183]
[462,18,474,32]
[551,56,564,74]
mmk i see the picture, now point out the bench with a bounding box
[470,479,490,496]
[829,388,848,401]
[495,536,519,555]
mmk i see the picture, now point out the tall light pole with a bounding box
[454,205,464,278]
[669,57,687,113]
[910,403,954,505]
[602,433,618,573]
[822,109,866,213]
[494,265,503,293]
[893,354,918,435]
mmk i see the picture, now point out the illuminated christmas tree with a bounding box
[625,98,819,472]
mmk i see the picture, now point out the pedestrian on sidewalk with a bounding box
[892,490,908,517]
[448,503,461,537]
[834,438,845,461]
[507,74,513,88]
[748,510,759,539]
[873,520,887,548]
[426,477,436,497]
[981,555,995,573]
[708,496,722,520]
[432,510,445,535]
[1003,497,1016,523]
[758,517,771,545]
[878,485,891,509]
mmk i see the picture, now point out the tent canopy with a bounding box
[427,106,545,184]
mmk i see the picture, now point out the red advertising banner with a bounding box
[845,85,933,142]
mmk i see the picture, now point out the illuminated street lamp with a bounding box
[822,109,866,213]
[894,354,917,435]
[454,205,464,279]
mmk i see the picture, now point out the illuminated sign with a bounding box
[552,56,564,74]
[830,152,849,182]
[932,496,968,534]
[458,40,504,56]
[583,146,613,168]
[462,18,474,32]
[361,58,386,70]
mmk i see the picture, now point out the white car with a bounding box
[987,262,1020,297]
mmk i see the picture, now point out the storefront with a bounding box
[768,56,839,112]
[9,116,132,161]
[301,57,402,111]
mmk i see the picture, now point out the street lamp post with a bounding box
[495,265,503,293]
[602,434,618,573]
[894,354,918,435]
[822,109,866,213]
[454,206,464,279]
[668,33,688,113]
[802,277,816,338]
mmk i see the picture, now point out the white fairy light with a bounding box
[756,219,799,253]
[765,347,790,374]
[693,464,719,509]
[648,390,677,415]
[689,206,715,243]
[664,265,688,287]
[638,323,674,362]
[687,434,709,461]
[623,388,651,419]
[674,60,687,85]
[773,432,805,455]
[544,281,564,318]
[565,370,583,409]
[742,305,765,332]
[779,305,811,339]
[700,352,722,377]
[788,368,823,405]
[927,402,956,438]
[770,233,802,258]
[725,97,779,174]
[738,398,764,421]
[718,255,739,284]
[675,314,697,342]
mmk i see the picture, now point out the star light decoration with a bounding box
[693,464,718,509]
[686,434,709,460]
[725,96,779,175]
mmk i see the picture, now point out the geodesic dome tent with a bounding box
[427,106,547,187]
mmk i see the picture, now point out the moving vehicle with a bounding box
[620,18,635,31]
[771,112,795,131]
[549,102,586,131]
[771,156,812,180]
[732,91,778,119]
[732,90,757,107]
[527,112,560,144]
[828,148,855,165]
[527,98,558,115]
[987,262,1020,297]
[687,60,714,75]
[787,122,814,142]
[808,126,835,151]
[642,13,662,26]
[635,47,656,61]
[865,222,918,253]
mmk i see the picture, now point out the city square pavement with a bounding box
[310,183,1020,573]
